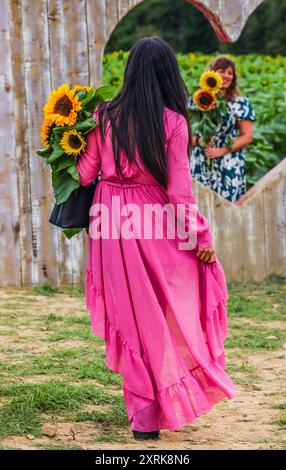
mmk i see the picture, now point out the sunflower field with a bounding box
[102,51,286,188]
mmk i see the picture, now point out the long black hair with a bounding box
[96,36,192,188]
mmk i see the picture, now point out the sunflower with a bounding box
[60,129,87,157]
[260,78,269,87]
[189,52,196,62]
[73,85,92,94]
[40,116,54,147]
[193,89,216,111]
[43,83,82,127]
[199,71,223,94]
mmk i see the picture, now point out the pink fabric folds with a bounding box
[77,106,237,432]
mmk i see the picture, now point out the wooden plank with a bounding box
[47,0,90,285]
[106,0,119,39]
[263,173,286,277]
[236,158,286,205]
[279,172,286,274]
[60,0,90,285]
[0,0,21,286]
[230,205,244,281]
[209,192,232,282]
[21,0,60,285]
[8,0,31,286]
[243,194,267,281]
[87,0,107,88]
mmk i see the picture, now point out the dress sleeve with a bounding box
[166,113,213,250]
[76,111,101,186]
[233,97,256,121]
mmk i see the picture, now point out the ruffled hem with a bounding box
[85,266,236,431]
[85,266,155,400]
[203,297,229,369]
[157,357,235,431]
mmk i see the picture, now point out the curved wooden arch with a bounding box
[0,0,285,287]
[187,0,265,42]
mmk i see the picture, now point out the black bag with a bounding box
[49,178,98,229]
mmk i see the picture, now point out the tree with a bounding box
[106,0,286,55]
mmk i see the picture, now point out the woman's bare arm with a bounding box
[205,120,254,158]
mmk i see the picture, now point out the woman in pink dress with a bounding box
[76,36,236,441]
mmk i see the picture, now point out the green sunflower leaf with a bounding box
[94,84,120,102]
[47,142,65,163]
[63,228,83,239]
[81,89,96,106]
[51,170,79,204]
[73,118,97,132]
[52,125,71,135]
[54,156,76,172]
[36,148,52,158]
[66,164,80,181]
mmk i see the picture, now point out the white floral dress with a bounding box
[189,96,256,202]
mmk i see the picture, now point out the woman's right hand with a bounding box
[196,245,217,263]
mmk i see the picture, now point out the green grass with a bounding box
[0,444,17,450]
[38,442,83,450]
[75,399,128,427]
[0,276,285,447]
[227,275,286,321]
[0,353,122,386]
[32,284,84,298]
[273,414,286,428]
[272,403,286,410]
[47,326,95,342]
[0,380,118,438]
[226,322,286,350]
[92,433,127,443]
[32,284,61,296]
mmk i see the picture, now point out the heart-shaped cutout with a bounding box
[187,0,265,42]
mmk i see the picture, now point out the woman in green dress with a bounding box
[190,55,256,203]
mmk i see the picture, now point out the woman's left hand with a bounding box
[205,146,229,159]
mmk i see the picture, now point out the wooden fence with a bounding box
[1,0,285,287]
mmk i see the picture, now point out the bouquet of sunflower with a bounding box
[188,71,233,170]
[37,82,118,202]
[37,82,118,238]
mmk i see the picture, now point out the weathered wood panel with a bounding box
[0,0,21,286]
[189,157,286,282]
[47,0,90,285]
[2,0,285,286]
[20,0,60,285]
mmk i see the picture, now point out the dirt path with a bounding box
[0,285,285,450]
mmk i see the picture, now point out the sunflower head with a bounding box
[199,71,223,94]
[193,89,216,112]
[260,78,269,87]
[60,129,87,157]
[40,117,54,147]
[43,83,82,127]
[73,85,92,94]
[189,52,196,62]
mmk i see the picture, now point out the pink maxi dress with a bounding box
[76,105,237,432]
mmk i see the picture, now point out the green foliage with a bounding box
[37,84,118,240]
[0,278,285,445]
[106,0,286,56]
[103,51,286,189]
[0,381,115,437]
[38,86,117,206]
